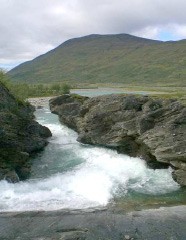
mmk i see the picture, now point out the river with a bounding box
[0,89,185,212]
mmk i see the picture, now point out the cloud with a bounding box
[0,0,186,69]
[173,25,186,38]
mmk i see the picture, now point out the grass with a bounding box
[2,68,186,105]
[72,82,186,105]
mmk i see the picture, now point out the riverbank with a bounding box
[0,206,186,240]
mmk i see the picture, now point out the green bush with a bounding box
[61,83,71,94]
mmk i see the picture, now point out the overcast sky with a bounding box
[1,0,186,70]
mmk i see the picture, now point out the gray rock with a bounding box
[50,94,88,130]
[50,94,186,186]
[4,170,20,183]
[172,170,186,186]
[37,105,43,109]
[0,206,186,240]
[0,82,52,182]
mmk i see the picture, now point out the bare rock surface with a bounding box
[0,206,186,239]
[49,94,186,186]
[0,83,52,182]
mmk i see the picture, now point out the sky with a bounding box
[1,0,186,70]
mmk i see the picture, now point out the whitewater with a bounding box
[0,106,181,212]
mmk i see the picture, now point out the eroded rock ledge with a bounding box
[1,206,186,239]
[49,94,186,186]
[0,82,52,182]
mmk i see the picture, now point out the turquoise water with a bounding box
[0,103,185,212]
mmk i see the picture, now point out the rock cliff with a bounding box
[50,94,186,186]
[0,82,52,182]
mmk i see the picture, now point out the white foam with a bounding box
[0,146,179,212]
[0,108,180,212]
[45,123,78,145]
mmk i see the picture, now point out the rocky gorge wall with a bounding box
[0,82,52,182]
[49,94,186,186]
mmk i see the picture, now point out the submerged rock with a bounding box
[0,82,52,182]
[50,94,186,186]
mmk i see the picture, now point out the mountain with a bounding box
[8,34,186,86]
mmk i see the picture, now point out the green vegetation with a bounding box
[2,33,186,105]
[58,83,70,94]
[1,69,185,105]
[1,70,71,100]
[7,34,186,88]
[70,93,89,103]
[0,70,10,88]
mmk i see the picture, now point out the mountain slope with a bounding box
[8,34,186,86]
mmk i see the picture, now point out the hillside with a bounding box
[8,34,186,86]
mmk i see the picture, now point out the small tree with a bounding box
[61,83,71,94]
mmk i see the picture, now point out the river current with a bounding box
[0,89,185,212]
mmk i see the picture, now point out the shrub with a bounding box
[61,83,71,94]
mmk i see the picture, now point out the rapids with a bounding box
[0,105,182,212]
